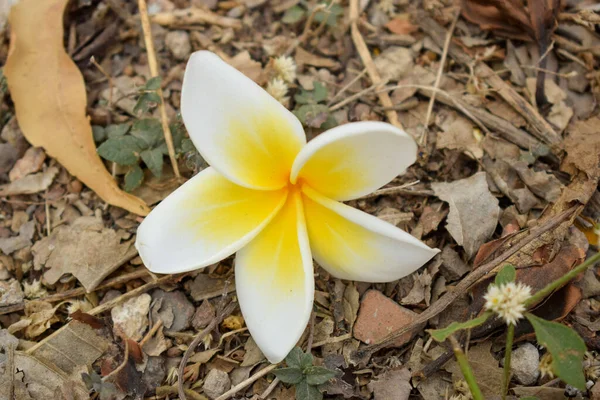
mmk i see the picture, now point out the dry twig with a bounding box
[137,0,181,178]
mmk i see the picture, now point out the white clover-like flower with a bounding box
[23,280,48,299]
[484,282,532,325]
[266,77,289,105]
[273,55,297,83]
[135,51,439,363]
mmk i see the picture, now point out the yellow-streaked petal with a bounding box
[302,185,439,282]
[181,51,305,190]
[290,121,417,201]
[135,168,287,274]
[235,189,313,363]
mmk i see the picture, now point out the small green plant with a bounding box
[282,1,343,27]
[428,256,600,400]
[94,76,200,191]
[293,82,336,130]
[274,347,337,400]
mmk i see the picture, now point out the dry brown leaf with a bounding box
[0,352,88,400]
[563,117,600,179]
[142,326,171,357]
[0,167,58,196]
[4,0,149,215]
[432,172,500,258]
[445,341,503,398]
[33,216,137,292]
[240,337,265,366]
[30,320,110,374]
[9,147,46,182]
[367,368,411,400]
[385,16,418,35]
[295,47,340,69]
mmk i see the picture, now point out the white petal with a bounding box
[235,190,313,363]
[181,51,306,190]
[290,121,417,201]
[302,185,439,282]
[135,168,287,274]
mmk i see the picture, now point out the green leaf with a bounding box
[293,104,331,128]
[282,5,305,24]
[105,123,130,138]
[285,347,305,369]
[143,76,162,91]
[495,264,516,286]
[92,126,106,143]
[428,311,493,342]
[97,136,142,165]
[311,82,328,103]
[181,138,196,153]
[124,164,144,192]
[295,379,322,400]
[169,122,186,153]
[300,352,314,370]
[314,3,343,27]
[304,366,336,385]
[273,367,304,384]
[140,148,163,178]
[526,313,586,390]
[131,118,163,149]
[134,92,162,114]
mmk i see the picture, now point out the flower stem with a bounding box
[525,251,600,307]
[448,335,484,400]
[502,323,515,400]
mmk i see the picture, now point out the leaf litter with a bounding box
[1,0,600,398]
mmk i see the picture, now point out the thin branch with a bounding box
[424,10,460,129]
[137,0,181,178]
[215,364,279,400]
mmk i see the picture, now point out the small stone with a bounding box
[192,300,215,330]
[142,356,166,390]
[354,290,421,347]
[151,289,195,332]
[111,293,151,341]
[165,30,191,61]
[203,368,231,399]
[510,343,540,385]
[0,280,24,306]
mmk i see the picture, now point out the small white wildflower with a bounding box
[67,300,93,315]
[273,56,297,83]
[266,77,289,105]
[483,281,531,325]
[23,280,48,299]
[539,352,554,379]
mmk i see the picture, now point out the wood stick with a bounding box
[151,8,242,30]
[349,0,402,129]
[138,0,181,178]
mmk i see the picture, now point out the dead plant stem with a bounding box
[424,10,459,130]
[215,364,279,400]
[137,0,181,178]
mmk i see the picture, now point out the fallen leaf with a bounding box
[142,326,170,357]
[401,271,432,306]
[0,352,88,400]
[484,156,539,213]
[295,47,340,69]
[22,301,62,339]
[0,167,58,196]
[4,0,149,215]
[562,117,600,179]
[512,386,566,400]
[374,46,414,82]
[34,216,136,292]
[229,50,264,83]
[0,142,18,175]
[343,283,359,329]
[436,113,483,159]
[30,320,110,374]
[509,160,563,203]
[188,348,220,365]
[0,219,35,254]
[240,337,265,366]
[445,342,502,398]
[368,368,411,400]
[9,147,46,181]
[385,16,418,35]
[432,172,500,258]
[111,294,151,341]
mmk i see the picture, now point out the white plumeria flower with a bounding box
[135,51,439,363]
[483,282,532,325]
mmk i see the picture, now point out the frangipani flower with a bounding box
[135,51,439,363]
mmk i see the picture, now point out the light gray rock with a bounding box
[203,368,231,399]
[165,30,191,61]
[511,343,540,385]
